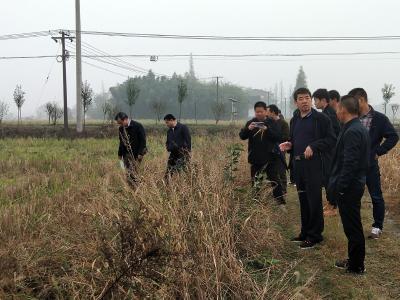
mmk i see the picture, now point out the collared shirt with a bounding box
[124,118,132,128]
[292,110,315,156]
[359,107,373,131]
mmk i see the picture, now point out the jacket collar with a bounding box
[342,117,359,130]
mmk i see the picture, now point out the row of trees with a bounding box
[89,71,255,124]
[1,66,399,126]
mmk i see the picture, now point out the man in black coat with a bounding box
[240,101,286,206]
[349,88,399,239]
[115,112,147,185]
[313,88,341,216]
[280,88,336,249]
[164,114,191,178]
[328,95,370,274]
[267,104,290,194]
[328,90,341,113]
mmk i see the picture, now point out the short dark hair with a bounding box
[328,90,341,102]
[114,112,128,121]
[293,88,312,101]
[312,88,330,103]
[340,95,359,115]
[267,104,280,115]
[348,88,368,103]
[254,101,267,110]
[164,114,176,121]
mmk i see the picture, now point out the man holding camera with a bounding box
[240,101,286,206]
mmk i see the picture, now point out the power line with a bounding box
[77,30,400,42]
[63,50,400,58]
[81,41,149,72]
[0,30,57,40]
[79,40,171,78]
[0,55,56,60]
[3,50,400,61]
[71,56,130,77]
[66,45,150,75]
[3,30,400,42]
[66,42,173,77]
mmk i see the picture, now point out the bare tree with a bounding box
[391,103,399,124]
[81,80,94,129]
[382,83,395,115]
[51,103,63,125]
[150,99,167,124]
[0,101,9,125]
[102,100,113,124]
[108,104,119,124]
[177,79,188,121]
[44,102,55,125]
[126,78,140,119]
[13,85,25,124]
[211,101,226,124]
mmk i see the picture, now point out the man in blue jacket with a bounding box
[280,88,336,249]
[348,88,399,239]
[328,95,370,274]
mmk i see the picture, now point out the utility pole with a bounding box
[284,97,287,119]
[194,98,198,125]
[52,30,75,134]
[212,76,223,102]
[228,98,239,124]
[75,0,83,133]
[280,81,283,112]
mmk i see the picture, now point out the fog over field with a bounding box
[1,0,400,120]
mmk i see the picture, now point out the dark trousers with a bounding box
[251,158,285,204]
[277,158,288,194]
[123,156,140,186]
[337,186,365,271]
[293,158,324,242]
[366,161,385,230]
[166,152,189,178]
[325,187,337,207]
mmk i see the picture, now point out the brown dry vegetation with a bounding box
[1,135,399,299]
[0,136,312,299]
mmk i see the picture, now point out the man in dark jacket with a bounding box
[313,88,341,216]
[280,88,336,249]
[328,95,370,274]
[164,114,191,178]
[329,90,341,112]
[115,112,147,185]
[240,101,286,206]
[349,88,399,239]
[267,104,289,194]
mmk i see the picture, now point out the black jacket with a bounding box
[118,120,147,159]
[289,109,336,183]
[367,106,399,163]
[166,122,191,155]
[323,105,340,137]
[239,117,281,165]
[276,118,290,142]
[328,118,370,198]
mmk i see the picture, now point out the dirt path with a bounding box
[280,187,400,299]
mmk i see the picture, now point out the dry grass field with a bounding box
[0,132,399,299]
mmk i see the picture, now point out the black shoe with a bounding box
[290,236,305,243]
[346,267,366,275]
[335,259,349,269]
[299,240,316,249]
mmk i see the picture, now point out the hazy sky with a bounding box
[1,0,400,117]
